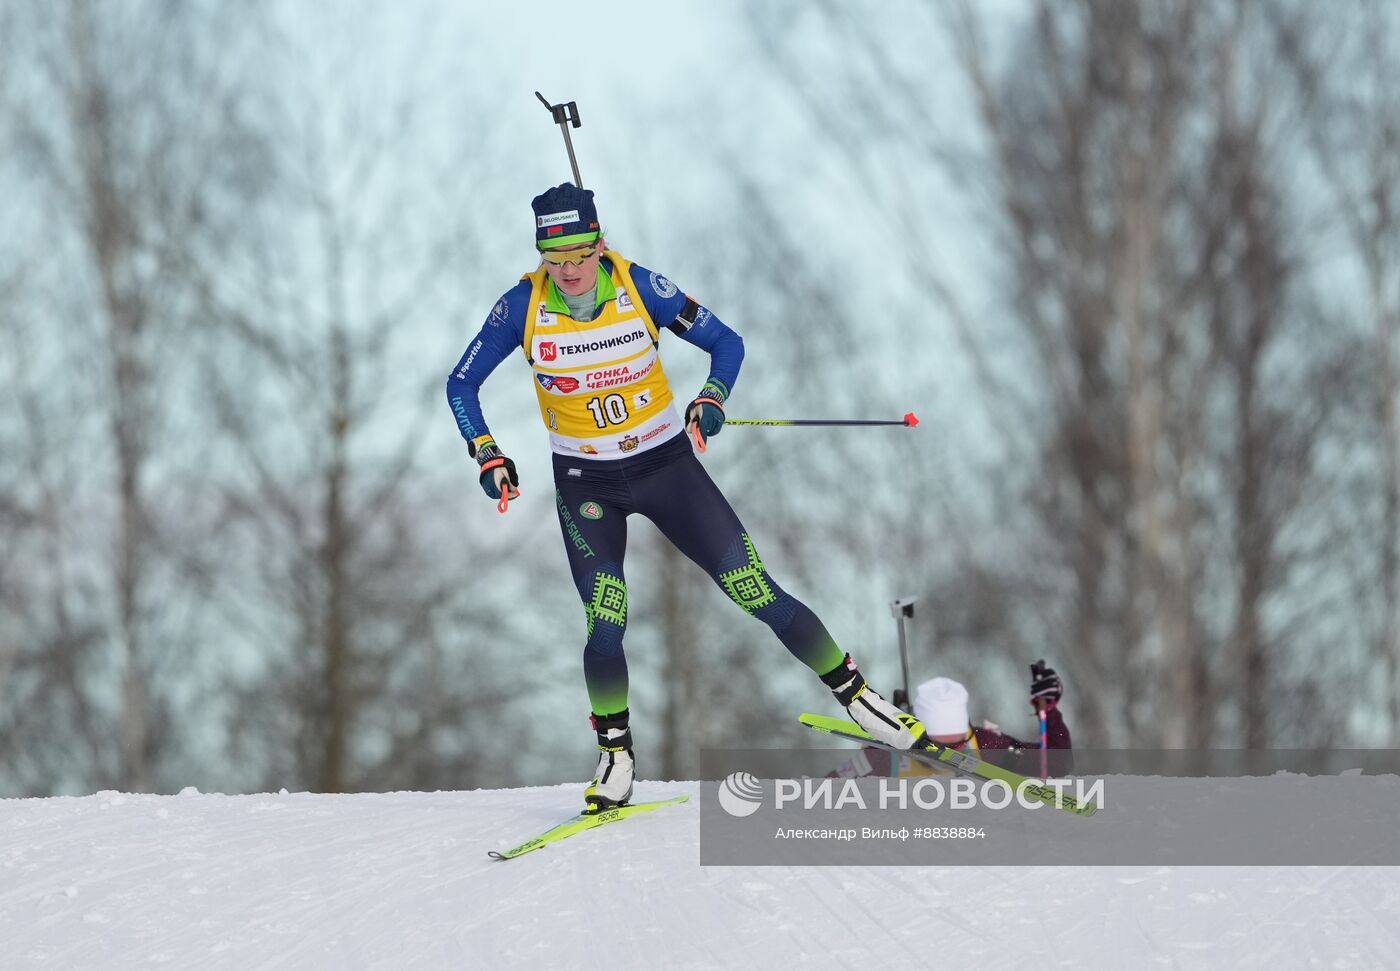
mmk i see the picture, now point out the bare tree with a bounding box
[1279,0,1400,742]
[184,10,529,792]
[0,242,118,793]
[7,0,269,791]
[752,0,1337,746]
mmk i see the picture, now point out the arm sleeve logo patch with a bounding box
[650,272,678,298]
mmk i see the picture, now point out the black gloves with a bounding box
[473,437,520,510]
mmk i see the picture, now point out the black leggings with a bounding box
[552,432,845,716]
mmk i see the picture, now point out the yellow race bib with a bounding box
[522,252,682,459]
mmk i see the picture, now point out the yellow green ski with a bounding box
[488,795,689,860]
[800,713,1097,817]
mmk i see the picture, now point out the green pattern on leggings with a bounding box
[586,573,628,637]
[718,534,777,614]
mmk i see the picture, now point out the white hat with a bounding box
[912,677,970,737]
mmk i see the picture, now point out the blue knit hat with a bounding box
[531,183,600,250]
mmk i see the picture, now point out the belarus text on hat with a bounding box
[531,183,600,250]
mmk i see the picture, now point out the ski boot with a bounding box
[821,654,927,749]
[583,709,634,814]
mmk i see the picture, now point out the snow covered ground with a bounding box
[3,780,1398,970]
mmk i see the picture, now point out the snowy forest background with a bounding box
[2,0,1399,797]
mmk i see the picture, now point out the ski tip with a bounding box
[903,412,919,427]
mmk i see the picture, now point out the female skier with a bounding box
[447,183,926,812]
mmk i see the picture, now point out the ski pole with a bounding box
[690,412,919,453]
[497,484,520,515]
[1038,706,1048,780]
[535,91,584,188]
[724,412,920,428]
[1031,660,1049,780]
[890,598,916,713]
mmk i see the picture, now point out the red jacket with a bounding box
[972,705,1071,751]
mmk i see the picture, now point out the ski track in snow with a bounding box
[2,781,1397,970]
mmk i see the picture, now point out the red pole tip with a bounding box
[904,412,919,427]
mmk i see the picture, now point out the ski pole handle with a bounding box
[1031,658,1049,779]
[535,91,584,188]
[498,484,520,514]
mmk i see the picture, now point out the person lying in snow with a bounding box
[830,662,1072,779]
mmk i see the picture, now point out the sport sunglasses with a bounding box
[539,245,599,266]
